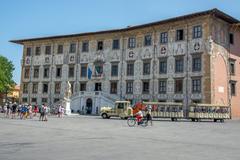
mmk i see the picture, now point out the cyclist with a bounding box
[135,109,143,125]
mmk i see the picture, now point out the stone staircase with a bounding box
[69,91,120,114]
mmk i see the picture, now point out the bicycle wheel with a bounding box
[127,117,136,127]
[141,119,148,127]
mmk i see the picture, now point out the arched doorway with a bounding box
[86,98,93,114]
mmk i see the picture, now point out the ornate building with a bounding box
[11,9,240,118]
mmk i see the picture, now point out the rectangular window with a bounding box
[26,47,32,56]
[81,65,87,77]
[175,57,184,73]
[33,67,39,78]
[110,82,118,94]
[69,43,76,53]
[24,67,30,79]
[45,46,51,55]
[128,37,136,48]
[80,83,86,91]
[31,98,37,103]
[95,83,102,91]
[111,64,118,77]
[175,79,183,93]
[230,81,236,96]
[193,25,202,39]
[144,35,152,46]
[159,58,167,74]
[230,33,234,45]
[229,59,235,75]
[42,83,48,94]
[22,98,28,103]
[127,63,134,76]
[82,41,89,52]
[192,56,201,72]
[32,83,38,94]
[35,47,41,56]
[68,66,75,78]
[143,62,150,75]
[126,81,133,94]
[42,98,47,103]
[143,81,149,93]
[192,78,201,93]
[159,80,167,94]
[54,98,60,103]
[55,82,61,94]
[112,39,120,50]
[57,45,63,54]
[56,66,62,78]
[43,67,49,78]
[97,41,103,50]
[160,32,168,43]
[176,29,184,41]
[23,83,28,94]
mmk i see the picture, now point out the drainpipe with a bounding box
[151,26,157,101]
[120,34,125,100]
[49,41,55,108]
[185,21,190,116]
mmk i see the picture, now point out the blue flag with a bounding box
[88,67,92,79]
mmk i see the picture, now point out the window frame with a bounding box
[112,39,120,50]
[193,25,202,39]
[176,29,184,41]
[144,34,152,46]
[192,78,201,93]
[128,37,136,49]
[160,32,168,44]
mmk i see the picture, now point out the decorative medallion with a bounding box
[161,47,166,54]
[70,55,75,62]
[45,57,50,63]
[25,57,30,65]
[129,51,134,58]
[194,42,200,51]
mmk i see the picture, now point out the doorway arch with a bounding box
[86,98,93,114]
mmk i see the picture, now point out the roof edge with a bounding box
[10,8,239,45]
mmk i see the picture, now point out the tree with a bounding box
[0,55,15,95]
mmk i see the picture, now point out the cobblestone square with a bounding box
[0,114,240,160]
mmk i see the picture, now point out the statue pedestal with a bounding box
[63,98,71,115]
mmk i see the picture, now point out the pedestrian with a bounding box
[39,104,44,121]
[3,104,7,118]
[61,106,64,118]
[33,105,38,117]
[11,102,17,119]
[28,104,33,119]
[6,103,11,118]
[146,105,153,126]
[22,105,28,120]
[43,105,49,121]
[58,105,62,118]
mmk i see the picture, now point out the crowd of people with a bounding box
[0,102,65,121]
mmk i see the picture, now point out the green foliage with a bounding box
[0,55,15,93]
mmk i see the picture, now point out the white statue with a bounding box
[65,81,72,99]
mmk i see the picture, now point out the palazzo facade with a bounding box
[11,9,240,118]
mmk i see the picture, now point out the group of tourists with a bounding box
[0,102,60,121]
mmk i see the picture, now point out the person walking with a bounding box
[39,104,44,121]
[58,105,62,118]
[11,102,17,119]
[43,105,49,121]
[28,104,33,119]
[33,105,38,117]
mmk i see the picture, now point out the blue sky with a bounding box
[0,0,240,84]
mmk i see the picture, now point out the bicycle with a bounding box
[127,116,148,127]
